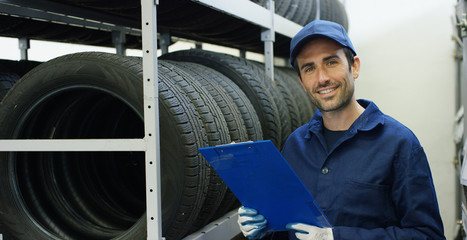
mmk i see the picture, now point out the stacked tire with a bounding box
[251,0,348,30]
[0,51,315,240]
[0,0,348,58]
[158,0,348,57]
[0,71,19,100]
[0,60,42,101]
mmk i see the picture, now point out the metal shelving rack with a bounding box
[0,0,303,239]
[455,1,467,238]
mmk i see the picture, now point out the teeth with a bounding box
[319,88,335,94]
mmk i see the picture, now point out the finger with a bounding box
[295,232,309,240]
[241,222,266,233]
[238,215,267,225]
[286,222,310,232]
[238,206,259,216]
[286,223,297,230]
[249,228,267,239]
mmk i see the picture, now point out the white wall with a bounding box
[345,0,458,238]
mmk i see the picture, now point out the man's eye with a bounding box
[327,60,338,66]
[304,66,315,72]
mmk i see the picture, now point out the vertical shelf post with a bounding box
[18,37,29,60]
[112,30,127,55]
[460,0,467,141]
[159,29,171,55]
[141,0,163,239]
[261,0,275,81]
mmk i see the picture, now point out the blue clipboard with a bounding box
[198,140,332,231]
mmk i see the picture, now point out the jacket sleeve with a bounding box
[331,146,445,240]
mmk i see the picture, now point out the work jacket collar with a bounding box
[305,99,385,139]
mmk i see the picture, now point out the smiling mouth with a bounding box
[318,88,336,94]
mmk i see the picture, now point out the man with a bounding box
[237,20,445,240]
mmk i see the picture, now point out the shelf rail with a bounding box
[195,0,301,38]
[0,0,304,239]
[0,0,141,35]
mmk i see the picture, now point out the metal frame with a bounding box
[460,3,467,103]
[456,1,467,238]
[183,210,239,240]
[0,0,141,57]
[195,0,301,38]
[261,0,276,81]
[193,0,302,84]
[0,0,305,239]
[0,0,141,35]
[141,0,163,239]
[18,38,29,60]
[458,0,467,143]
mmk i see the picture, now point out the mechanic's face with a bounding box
[296,38,360,113]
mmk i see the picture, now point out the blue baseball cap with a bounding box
[290,20,356,66]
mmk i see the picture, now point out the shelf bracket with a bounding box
[112,30,127,56]
[18,38,30,60]
[159,29,171,55]
[239,49,246,58]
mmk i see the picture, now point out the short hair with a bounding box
[293,46,356,78]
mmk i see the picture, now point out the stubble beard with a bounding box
[309,78,354,113]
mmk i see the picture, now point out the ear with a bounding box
[352,56,360,79]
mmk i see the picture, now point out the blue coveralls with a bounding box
[280,99,445,240]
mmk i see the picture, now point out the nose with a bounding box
[317,68,330,86]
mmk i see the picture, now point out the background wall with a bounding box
[345,0,458,238]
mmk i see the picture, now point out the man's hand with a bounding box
[286,223,333,240]
[237,206,268,239]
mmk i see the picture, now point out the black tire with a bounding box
[158,61,231,147]
[332,0,349,31]
[161,61,263,227]
[159,60,234,233]
[275,0,292,17]
[306,0,319,23]
[250,0,289,17]
[189,62,263,143]
[161,49,282,149]
[249,60,292,149]
[0,60,43,77]
[171,61,264,223]
[293,0,312,26]
[273,69,301,141]
[0,71,20,101]
[0,52,210,240]
[319,0,331,21]
[277,67,316,124]
[159,60,228,239]
[283,0,299,21]
[166,61,247,143]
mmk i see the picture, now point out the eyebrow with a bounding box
[299,55,340,71]
[323,55,339,62]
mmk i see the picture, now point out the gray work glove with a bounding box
[286,223,334,240]
[237,206,269,239]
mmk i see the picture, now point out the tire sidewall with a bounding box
[0,53,145,240]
